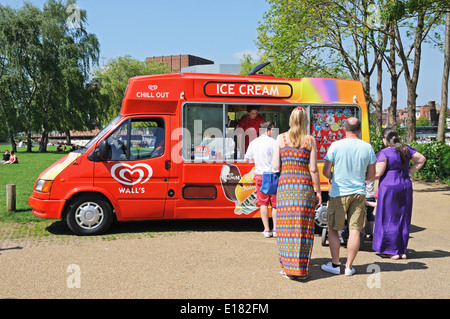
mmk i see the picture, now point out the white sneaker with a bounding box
[321,262,341,275]
[271,230,276,237]
[345,267,356,276]
[262,230,272,238]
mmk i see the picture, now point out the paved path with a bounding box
[0,180,449,300]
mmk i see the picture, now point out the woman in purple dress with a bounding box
[372,128,426,259]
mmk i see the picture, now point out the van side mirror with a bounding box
[98,140,111,161]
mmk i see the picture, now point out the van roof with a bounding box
[121,72,366,115]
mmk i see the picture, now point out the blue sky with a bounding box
[3,0,448,109]
[4,0,267,64]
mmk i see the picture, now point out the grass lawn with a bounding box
[0,144,68,218]
[0,143,72,238]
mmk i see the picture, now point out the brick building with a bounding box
[146,54,214,73]
[382,102,443,127]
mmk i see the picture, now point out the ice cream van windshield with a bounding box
[81,115,122,152]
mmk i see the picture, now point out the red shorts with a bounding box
[254,174,277,208]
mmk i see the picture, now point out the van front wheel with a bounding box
[66,195,113,236]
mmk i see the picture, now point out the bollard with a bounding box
[6,184,16,212]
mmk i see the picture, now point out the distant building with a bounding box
[146,54,214,73]
[382,102,448,127]
[181,64,241,75]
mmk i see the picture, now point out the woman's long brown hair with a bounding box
[382,128,408,164]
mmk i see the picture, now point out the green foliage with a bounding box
[416,116,431,126]
[370,118,450,184]
[369,121,384,155]
[93,56,170,124]
[0,0,100,152]
[368,117,450,184]
[255,0,352,79]
[409,141,450,183]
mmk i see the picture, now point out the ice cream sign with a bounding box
[111,163,153,194]
[204,81,293,98]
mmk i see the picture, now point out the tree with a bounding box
[257,0,387,128]
[50,2,100,145]
[384,0,444,142]
[93,56,170,124]
[36,0,100,152]
[1,3,44,152]
[0,4,38,152]
[438,11,449,142]
[0,0,100,152]
[416,115,430,126]
[257,0,446,142]
[256,0,352,79]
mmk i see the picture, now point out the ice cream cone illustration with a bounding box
[220,164,241,202]
[234,167,258,215]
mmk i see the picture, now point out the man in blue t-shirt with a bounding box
[321,117,376,276]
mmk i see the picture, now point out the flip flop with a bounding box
[279,270,309,281]
[279,270,296,280]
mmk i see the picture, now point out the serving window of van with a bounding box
[181,103,293,163]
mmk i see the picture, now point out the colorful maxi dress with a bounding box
[276,134,316,276]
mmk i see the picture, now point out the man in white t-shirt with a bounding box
[244,121,277,238]
[321,117,376,276]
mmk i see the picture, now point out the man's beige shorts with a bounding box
[327,194,366,230]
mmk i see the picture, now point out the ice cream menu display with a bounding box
[310,106,355,160]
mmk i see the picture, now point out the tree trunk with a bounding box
[9,132,16,153]
[39,130,48,153]
[26,131,33,152]
[396,11,425,142]
[388,72,399,128]
[0,89,16,152]
[39,78,54,153]
[438,11,450,142]
[375,47,384,131]
[65,129,72,145]
[428,100,437,126]
[406,12,425,142]
[388,22,398,128]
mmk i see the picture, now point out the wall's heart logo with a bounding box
[111,163,153,186]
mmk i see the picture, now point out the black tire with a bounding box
[66,195,113,236]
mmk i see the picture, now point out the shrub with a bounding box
[408,141,450,183]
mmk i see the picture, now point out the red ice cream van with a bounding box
[29,65,370,235]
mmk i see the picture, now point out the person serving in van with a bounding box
[237,106,265,151]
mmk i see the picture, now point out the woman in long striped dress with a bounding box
[272,107,322,280]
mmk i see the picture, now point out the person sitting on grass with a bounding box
[1,150,10,164]
[3,150,18,164]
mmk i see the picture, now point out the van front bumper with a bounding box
[28,196,66,219]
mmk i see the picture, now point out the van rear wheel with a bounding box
[66,195,113,235]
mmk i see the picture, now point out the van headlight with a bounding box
[35,180,53,193]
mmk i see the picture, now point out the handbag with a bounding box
[260,171,280,195]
